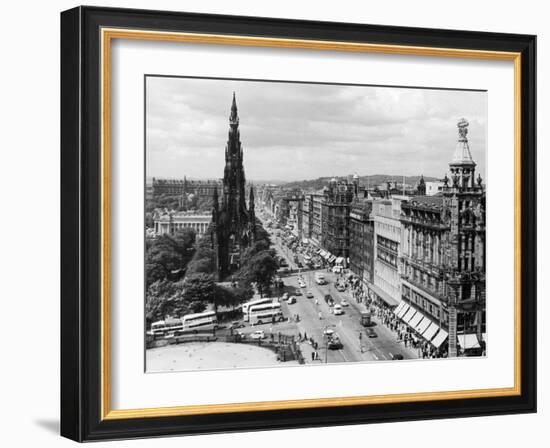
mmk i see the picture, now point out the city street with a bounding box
[264,222,418,364]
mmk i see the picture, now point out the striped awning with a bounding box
[402,308,417,323]
[408,312,423,329]
[396,303,411,319]
[414,317,431,334]
[422,322,439,341]
[431,329,449,348]
[394,302,406,316]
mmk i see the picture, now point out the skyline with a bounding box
[146,76,487,182]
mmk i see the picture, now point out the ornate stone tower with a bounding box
[212,93,256,280]
[417,175,426,195]
[441,118,486,357]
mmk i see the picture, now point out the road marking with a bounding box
[338,350,349,362]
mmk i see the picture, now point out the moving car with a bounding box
[323,328,335,337]
[314,273,326,285]
[340,299,349,307]
[230,321,245,329]
[366,328,377,338]
[392,353,404,360]
[333,304,344,315]
[336,283,346,292]
[295,289,302,296]
[327,334,343,350]
[287,296,297,304]
[249,330,265,340]
[306,291,314,299]
[298,280,306,288]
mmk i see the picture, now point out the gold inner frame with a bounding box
[100,27,522,421]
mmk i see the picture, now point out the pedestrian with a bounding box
[311,352,315,362]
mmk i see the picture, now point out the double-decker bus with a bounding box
[150,318,184,337]
[248,302,284,325]
[242,298,273,321]
[181,311,218,331]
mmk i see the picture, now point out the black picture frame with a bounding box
[61,5,536,442]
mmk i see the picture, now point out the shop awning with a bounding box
[414,317,431,334]
[394,302,406,316]
[396,303,410,319]
[457,334,481,349]
[422,322,439,341]
[328,255,336,263]
[402,308,417,323]
[368,283,400,307]
[408,312,423,329]
[431,329,448,348]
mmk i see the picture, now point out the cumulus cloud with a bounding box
[146,76,487,182]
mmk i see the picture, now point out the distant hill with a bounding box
[282,175,440,191]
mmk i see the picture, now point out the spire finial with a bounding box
[230,92,238,124]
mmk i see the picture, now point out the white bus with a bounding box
[242,298,273,321]
[150,318,184,337]
[248,302,284,325]
[181,311,218,331]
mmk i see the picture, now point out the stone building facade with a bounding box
[371,197,406,306]
[153,211,212,237]
[400,118,486,357]
[320,178,355,261]
[349,199,374,287]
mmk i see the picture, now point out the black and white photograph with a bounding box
[144,76,487,373]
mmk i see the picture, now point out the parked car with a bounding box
[287,296,297,304]
[295,289,302,296]
[392,354,404,360]
[298,280,306,288]
[340,299,349,307]
[282,292,289,301]
[306,291,314,299]
[333,304,344,315]
[249,330,265,340]
[366,328,377,338]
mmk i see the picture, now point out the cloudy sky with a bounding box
[146,76,487,182]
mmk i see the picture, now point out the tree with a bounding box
[183,273,217,305]
[145,279,206,327]
[171,228,196,264]
[145,229,196,286]
[186,228,217,275]
[237,250,279,297]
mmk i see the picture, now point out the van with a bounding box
[315,273,326,285]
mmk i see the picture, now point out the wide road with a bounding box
[269,229,417,363]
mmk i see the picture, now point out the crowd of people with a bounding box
[350,280,448,359]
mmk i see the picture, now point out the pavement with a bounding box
[146,341,299,372]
